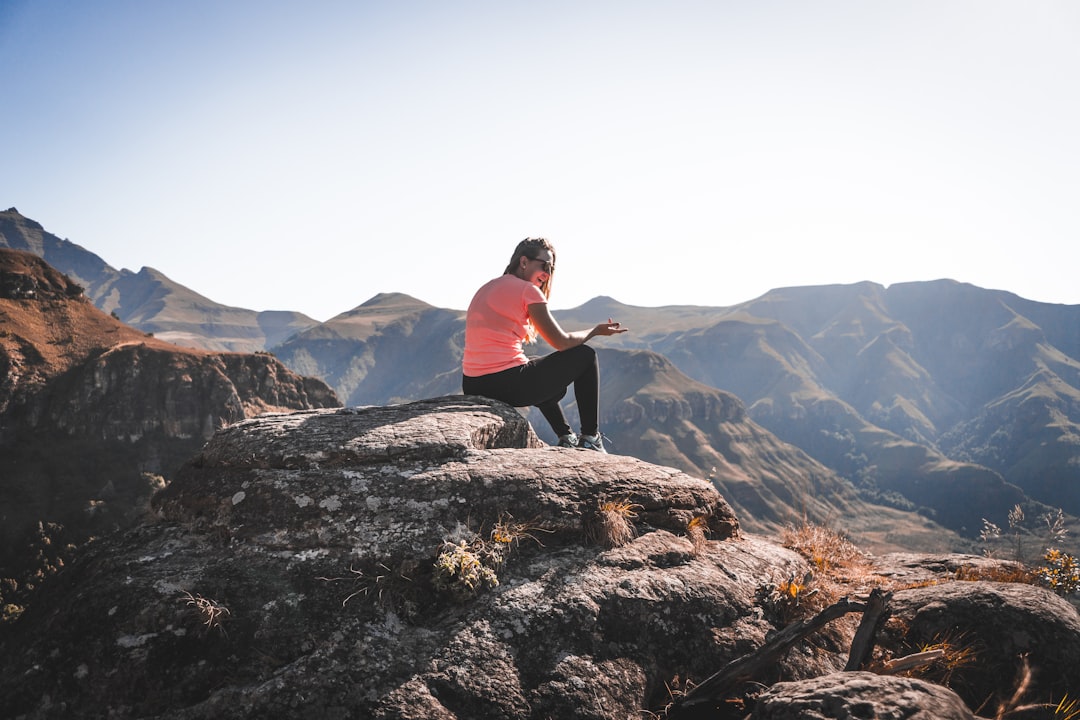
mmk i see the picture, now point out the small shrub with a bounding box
[1037,549,1080,596]
[433,538,501,601]
[758,570,819,622]
[2,603,24,624]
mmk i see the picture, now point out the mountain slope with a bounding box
[592,347,958,550]
[0,208,318,352]
[272,292,465,405]
[717,281,1080,523]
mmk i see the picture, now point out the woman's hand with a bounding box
[590,318,628,338]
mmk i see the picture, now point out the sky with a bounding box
[2,1,1078,322]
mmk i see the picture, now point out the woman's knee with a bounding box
[567,343,596,364]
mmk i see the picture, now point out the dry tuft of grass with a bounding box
[490,513,550,550]
[1050,694,1080,720]
[588,498,641,548]
[686,515,711,556]
[318,560,420,616]
[180,590,230,634]
[765,520,887,624]
[953,563,1037,585]
[873,626,978,688]
[781,521,868,576]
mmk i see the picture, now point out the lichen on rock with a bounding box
[3,395,1079,719]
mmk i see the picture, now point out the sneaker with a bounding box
[579,433,608,453]
[557,432,578,448]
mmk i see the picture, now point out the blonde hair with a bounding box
[503,237,556,343]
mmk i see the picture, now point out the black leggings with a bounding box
[462,344,599,437]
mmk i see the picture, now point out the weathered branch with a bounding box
[879,648,945,675]
[845,587,892,670]
[669,596,867,715]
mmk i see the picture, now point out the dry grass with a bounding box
[686,515,711,556]
[764,521,887,626]
[781,521,868,576]
[490,513,550,550]
[872,618,979,691]
[180,590,230,634]
[318,561,420,613]
[588,498,641,548]
[953,563,1038,585]
[1050,694,1080,720]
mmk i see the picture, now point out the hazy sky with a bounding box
[3,1,1078,321]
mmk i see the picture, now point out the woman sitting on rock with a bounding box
[461,237,627,452]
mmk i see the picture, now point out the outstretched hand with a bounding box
[592,317,628,337]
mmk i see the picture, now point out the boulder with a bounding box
[2,396,772,720]
[881,581,1080,714]
[752,671,975,719]
[4,395,1080,719]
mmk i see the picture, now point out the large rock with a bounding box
[1,396,766,719]
[3,395,1079,719]
[882,581,1080,713]
[752,671,975,719]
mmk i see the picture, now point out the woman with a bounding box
[462,237,627,452]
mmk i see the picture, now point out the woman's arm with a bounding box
[527,302,627,351]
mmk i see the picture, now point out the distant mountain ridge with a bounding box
[559,285,1080,532]
[0,208,318,352]
[5,208,1080,550]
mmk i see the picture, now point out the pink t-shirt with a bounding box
[462,274,547,376]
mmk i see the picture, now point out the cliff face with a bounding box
[0,248,340,578]
[29,345,339,440]
[2,396,1077,719]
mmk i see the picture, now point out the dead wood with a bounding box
[845,587,891,670]
[668,596,868,716]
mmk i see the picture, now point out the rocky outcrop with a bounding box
[2,395,1078,719]
[0,248,340,585]
[882,581,1080,712]
[753,672,976,719]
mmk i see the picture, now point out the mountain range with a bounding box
[4,206,1079,555]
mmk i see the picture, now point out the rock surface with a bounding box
[882,581,1080,713]
[2,395,1079,719]
[752,671,975,719]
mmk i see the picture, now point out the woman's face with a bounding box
[517,250,553,288]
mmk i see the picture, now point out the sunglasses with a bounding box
[526,255,554,273]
